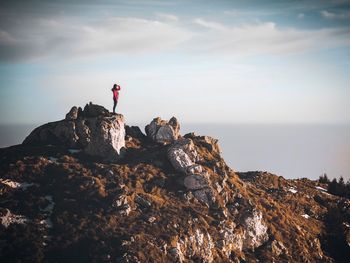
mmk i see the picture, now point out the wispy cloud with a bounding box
[0,16,191,62]
[193,18,227,31]
[155,12,179,22]
[190,19,350,56]
[1,12,350,62]
[320,10,350,19]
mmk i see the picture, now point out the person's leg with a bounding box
[113,99,117,113]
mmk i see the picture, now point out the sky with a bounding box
[0,0,350,125]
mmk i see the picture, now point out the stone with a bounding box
[65,106,78,120]
[168,147,194,174]
[145,117,180,144]
[125,125,146,140]
[167,138,199,174]
[184,175,208,190]
[83,114,125,159]
[241,210,269,250]
[83,102,109,117]
[23,104,125,161]
[173,138,199,160]
[198,136,221,157]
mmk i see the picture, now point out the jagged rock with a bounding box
[145,117,180,144]
[168,147,194,174]
[241,210,269,250]
[199,136,221,156]
[83,102,109,117]
[176,229,215,263]
[83,114,125,159]
[184,174,208,190]
[65,106,79,120]
[125,125,146,140]
[167,138,199,174]
[23,103,125,160]
[185,133,221,157]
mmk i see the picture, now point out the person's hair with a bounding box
[113,84,117,89]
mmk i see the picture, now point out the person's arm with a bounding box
[117,85,121,91]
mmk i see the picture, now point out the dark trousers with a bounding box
[113,99,118,113]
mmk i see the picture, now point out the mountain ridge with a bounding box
[0,103,349,262]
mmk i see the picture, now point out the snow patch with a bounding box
[315,186,327,192]
[0,179,37,190]
[288,187,298,194]
[301,214,310,219]
[1,209,28,228]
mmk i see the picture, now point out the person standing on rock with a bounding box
[111,84,121,114]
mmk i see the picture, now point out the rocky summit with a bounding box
[0,104,349,263]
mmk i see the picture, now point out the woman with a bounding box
[111,84,121,114]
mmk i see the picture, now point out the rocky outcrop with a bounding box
[241,210,269,250]
[166,137,215,206]
[145,117,180,144]
[23,102,125,160]
[2,111,349,263]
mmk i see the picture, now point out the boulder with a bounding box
[145,117,180,144]
[167,138,199,174]
[184,133,221,157]
[168,147,194,174]
[241,210,269,250]
[23,103,125,161]
[83,114,125,159]
[83,102,109,117]
[125,125,146,140]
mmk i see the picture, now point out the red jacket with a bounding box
[112,85,121,100]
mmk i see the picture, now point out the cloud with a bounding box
[1,10,350,62]
[0,16,191,62]
[193,18,227,31]
[320,10,350,19]
[155,12,179,21]
[189,19,350,56]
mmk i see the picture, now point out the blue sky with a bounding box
[0,0,350,124]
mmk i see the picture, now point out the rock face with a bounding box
[145,117,180,144]
[23,102,125,160]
